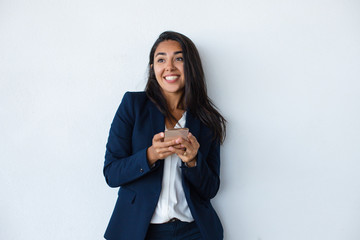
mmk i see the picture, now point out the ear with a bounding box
[150,64,153,68]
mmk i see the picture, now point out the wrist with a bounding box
[147,146,157,165]
[186,157,197,168]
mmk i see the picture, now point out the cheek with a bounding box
[154,68,162,80]
[175,62,184,71]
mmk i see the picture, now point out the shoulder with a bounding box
[125,91,147,98]
[120,91,157,115]
[122,91,147,101]
[121,91,150,106]
[115,91,152,123]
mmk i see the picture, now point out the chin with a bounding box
[162,87,184,94]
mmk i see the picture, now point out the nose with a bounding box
[165,60,175,71]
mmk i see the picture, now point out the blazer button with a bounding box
[140,168,144,173]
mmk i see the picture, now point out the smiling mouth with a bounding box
[164,75,179,82]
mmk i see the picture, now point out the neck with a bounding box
[162,91,184,111]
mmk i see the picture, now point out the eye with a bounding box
[176,57,184,62]
[157,58,165,63]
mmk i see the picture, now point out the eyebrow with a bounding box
[155,51,183,57]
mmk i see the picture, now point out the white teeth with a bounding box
[165,76,178,81]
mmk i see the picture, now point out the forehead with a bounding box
[154,40,182,55]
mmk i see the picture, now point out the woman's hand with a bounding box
[147,132,182,165]
[169,132,200,168]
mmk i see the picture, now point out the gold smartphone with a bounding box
[164,128,189,141]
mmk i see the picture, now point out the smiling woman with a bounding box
[103,31,226,240]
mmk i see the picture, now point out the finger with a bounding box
[188,132,197,144]
[161,142,184,149]
[153,147,174,158]
[171,143,185,150]
[155,147,175,154]
[164,138,180,147]
[168,146,186,156]
[153,132,165,142]
[178,139,192,149]
[156,139,178,148]
[158,151,174,159]
[188,133,200,149]
[168,146,196,161]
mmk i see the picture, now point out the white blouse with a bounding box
[150,112,194,223]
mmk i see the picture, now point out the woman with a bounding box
[103,31,226,240]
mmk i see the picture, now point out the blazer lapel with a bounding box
[149,101,165,137]
[185,110,201,142]
[148,101,165,179]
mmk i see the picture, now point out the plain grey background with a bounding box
[1,0,360,239]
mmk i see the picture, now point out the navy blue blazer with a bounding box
[103,91,223,240]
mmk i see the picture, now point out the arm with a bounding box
[181,139,221,200]
[103,92,155,187]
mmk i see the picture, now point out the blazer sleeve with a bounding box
[103,92,155,188]
[181,138,221,200]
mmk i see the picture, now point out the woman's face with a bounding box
[153,40,185,96]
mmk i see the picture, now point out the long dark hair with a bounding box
[145,31,226,144]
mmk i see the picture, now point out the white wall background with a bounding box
[1,0,359,239]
